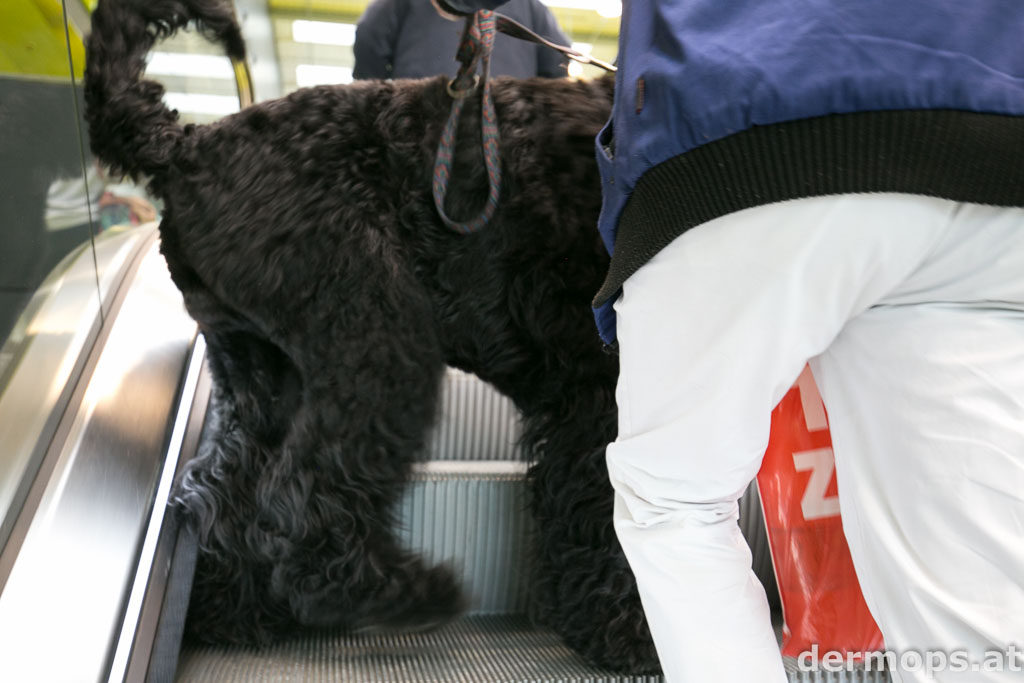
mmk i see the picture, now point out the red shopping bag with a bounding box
[757,366,884,660]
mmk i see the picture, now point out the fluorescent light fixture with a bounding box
[597,0,622,18]
[163,92,240,116]
[292,19,356,46]
[543,0,621,15]
[145,52,234,79]
[541,0,590,8]
[295,64,353,88]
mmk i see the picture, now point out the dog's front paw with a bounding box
[294,560,466,633]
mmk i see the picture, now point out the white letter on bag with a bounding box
[793,448,841,520]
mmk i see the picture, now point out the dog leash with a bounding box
[432,11,616,234]
[432,10,500,234]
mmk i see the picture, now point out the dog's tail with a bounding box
[84,0,245,180]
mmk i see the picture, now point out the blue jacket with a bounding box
[444,0,1024,344]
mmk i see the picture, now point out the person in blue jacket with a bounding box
[354,0,569,80]
[436,1,1024,681]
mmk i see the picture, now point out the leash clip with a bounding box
[493,13,617,73]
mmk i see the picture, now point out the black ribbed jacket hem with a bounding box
[593,109,1024,307]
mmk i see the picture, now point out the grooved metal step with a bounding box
[413,368,776,612]
[423,368,526,462]
[176,615,661,683]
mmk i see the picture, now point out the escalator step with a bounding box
[402,463,534,615]
[402,463,777,615]
[176,614,660,683]
[423,368,525,462]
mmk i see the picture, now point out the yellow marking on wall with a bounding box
[0,0,86,79]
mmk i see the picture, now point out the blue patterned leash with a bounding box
[432,10,501,234]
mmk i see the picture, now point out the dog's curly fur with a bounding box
[85,0,658,672]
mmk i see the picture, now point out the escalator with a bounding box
[0,225,891,682]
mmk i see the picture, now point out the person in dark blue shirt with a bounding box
[353,0,569,80]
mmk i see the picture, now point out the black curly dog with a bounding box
[85,0,657,672]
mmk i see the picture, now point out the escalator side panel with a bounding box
[0,240,197,683]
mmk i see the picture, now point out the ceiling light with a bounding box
[292,20,356,46]
[596,0,622,18]
[163,92,241,116]
[295,64,353,88]
[542,0,621,15]
[145,52,234,79]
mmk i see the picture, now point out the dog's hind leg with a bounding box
[180,273,458,642]
[249,268,461,633]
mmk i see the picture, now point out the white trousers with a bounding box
[608,194,1024,683]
